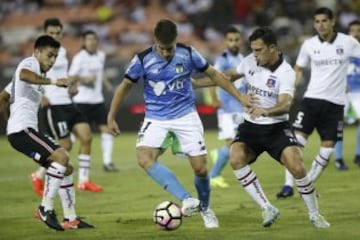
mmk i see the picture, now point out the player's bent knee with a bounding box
[64,163,74,176]
[50,148,69,166]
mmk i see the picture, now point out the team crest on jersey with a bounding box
[336,47,344,55]
[266,78,276,88]
[175,63,184,73]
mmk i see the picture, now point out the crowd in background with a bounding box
[0,0,359,66]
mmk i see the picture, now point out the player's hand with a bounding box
[108,119,120,136]
[247,106,268,119]
[83,75,96,87]
[68,83,78,96]
[240,94,259,108]
[56,78,69,88]
[40,96,50,108]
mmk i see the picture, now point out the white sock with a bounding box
[35,167,46,180]
[285,168,294,187]
[295,175,319,217]
[308,147,333,182]
[233,165,270,209]
[78,154,90,183]
[101,133,114,165]
[59,174,77,221]
[42,162,66,211]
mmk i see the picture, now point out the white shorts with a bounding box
[217,112,244,140]
[136,111,207,157]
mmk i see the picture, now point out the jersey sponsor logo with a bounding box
[247,83,278,98]
[313,59,344,66]
[149,78,186,96]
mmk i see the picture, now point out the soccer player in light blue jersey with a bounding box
[209,26,246,188]
[334,20,360,169]
[107,19,254,229]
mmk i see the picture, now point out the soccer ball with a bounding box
[153,201,182,231]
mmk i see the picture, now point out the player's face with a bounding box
[34,47,59,72]
[45,26,62,42]
[224,32,242,55]
[250,39,275,67]
[155,39,176,61]
[84,34,98,53]
[313,14,335,39]
[349,24,360,42]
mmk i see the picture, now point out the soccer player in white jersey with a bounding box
[30,18,103,195]
[226,27,329,228]
[334,20,360,169]
[107,19,255,229]
[208,26,246,188]
[277,7,360,198]
[6,35,93,231]
[68,30,118,172]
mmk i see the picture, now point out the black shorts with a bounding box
[233,121,298,162]
[75,103,107,126]
[292,98,344,141]
[7,128,60,168]
[44,104,88,139]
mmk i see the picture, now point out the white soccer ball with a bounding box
[153,201,182,231]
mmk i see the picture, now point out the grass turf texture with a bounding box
[0,128,359,240]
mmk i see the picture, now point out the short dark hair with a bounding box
[249,27,277,45]
[348,19,360,29]
[225,25,241,35]
[82,30,98,39]
[34,35,60,50]
[43,18,63,31]
[154,19,177,44]
[313,7,334,20]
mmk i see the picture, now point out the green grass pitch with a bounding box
[0,127,359,240]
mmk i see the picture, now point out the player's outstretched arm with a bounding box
[204,65,255,107]
[107,78,134,136]
[20,69,68,87]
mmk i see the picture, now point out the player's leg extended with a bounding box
[58,162,94,230]
[281,146,330,228]
[230,142,279,227]
[210,139,231,188]
[308,141,335,182]
[277,133,307,199]
[137,146,192,202]
[100,124,118,171]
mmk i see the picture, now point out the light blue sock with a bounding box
[146,162,191,201]
[210,146,230,178]
[356,125,360,156]
[334,140,343,161]
[194,175,210,210]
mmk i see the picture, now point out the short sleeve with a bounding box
[190,47,209,72]
[124,55,144,83]
[68,54,82,76]
[236,61,245,75]
[349,37,360,59]
[295,41,310,68]
[279,69,295,97]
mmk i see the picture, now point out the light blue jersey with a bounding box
[214,50,245,113]
[125,43,209,120]
[347,57,360,92]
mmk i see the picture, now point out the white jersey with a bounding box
[43,46,71,105]
[7,56,43,134]
[4,82,11,93]
[296,33,360,105]
[69,49,105,104]
[236,54,295,125]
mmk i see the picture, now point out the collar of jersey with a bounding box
[267,53,284,72]
[318,32,337,44]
